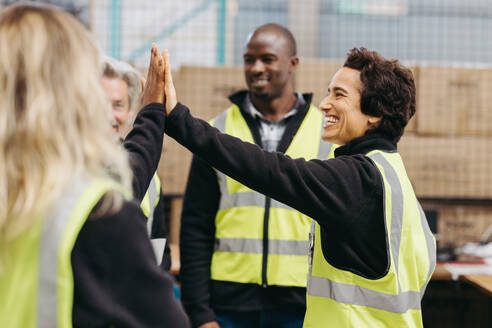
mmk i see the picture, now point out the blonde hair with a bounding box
[0,4,132,242]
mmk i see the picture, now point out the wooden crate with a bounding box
[422,202,492,248]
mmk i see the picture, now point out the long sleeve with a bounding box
[166,102,391,282]
[165,103,381,231]
[124,103,166,201]
[72,199,190,328]
[179,155,221,327]
[165,103,391,279]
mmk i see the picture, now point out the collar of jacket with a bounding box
[334,132,396,157]
[228,90,313,117]
[227,90,315,153]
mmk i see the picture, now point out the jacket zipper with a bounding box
[262,196,271,287]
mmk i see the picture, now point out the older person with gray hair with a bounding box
[102,56,143,135]
[102,56,171,271]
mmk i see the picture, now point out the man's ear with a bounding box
[290,56,299,70]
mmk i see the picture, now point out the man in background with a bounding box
[179,23,335,328]
[102,57,171,270]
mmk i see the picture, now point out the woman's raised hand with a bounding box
[162,49,177,115]
[141,43,165,107]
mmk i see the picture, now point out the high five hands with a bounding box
[141,43,177,115]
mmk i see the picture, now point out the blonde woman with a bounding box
[0,3,189,327]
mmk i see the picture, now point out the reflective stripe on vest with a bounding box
[305,150,436,327]
[210,103,335,286]
[142,175,160,235]
[0,178,125,328]
[140,174,165,264]
[215,238,309,256]
[38,178,90,328]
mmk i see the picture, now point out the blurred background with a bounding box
[2,0,491,326]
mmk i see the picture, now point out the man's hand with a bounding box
[162,49,177,115]
[141,43,165,107]
[198,321,220,328]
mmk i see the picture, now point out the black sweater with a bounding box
[71,103,190,327]
[166,103,392,284]
[179,91,313,326]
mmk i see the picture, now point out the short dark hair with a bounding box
[343,47,416,143]
[252,23,297,56]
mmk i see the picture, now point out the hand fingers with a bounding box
[158,51,164,78]
[140,77,146,94]
[141,43,166,106]
[146,43,156,83]
[163,49,174,86]
[162,49,177,114]
[163,49,169,71]
[146,43,167,85]
[152,44,159,79]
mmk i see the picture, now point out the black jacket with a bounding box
[167,102,391,285]
[71,103,190,327]
[121,122,171,272]
[179,91,324,327]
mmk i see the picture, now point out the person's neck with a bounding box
[251,90,297,122]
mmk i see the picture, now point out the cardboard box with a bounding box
[157,138,192,195]
[398,135,492,199]
[422,202,492,247]
[404,114,417,134]
[417,66,492,136]
[405,65,419,134]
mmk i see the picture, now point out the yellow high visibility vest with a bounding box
[140,173,165,264]
[209,104,336,287]
[304,150,436,327]
[140,173,161,234]
[0,178,127,328]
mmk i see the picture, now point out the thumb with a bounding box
[163,49,177,114]
[140,77,146,93]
